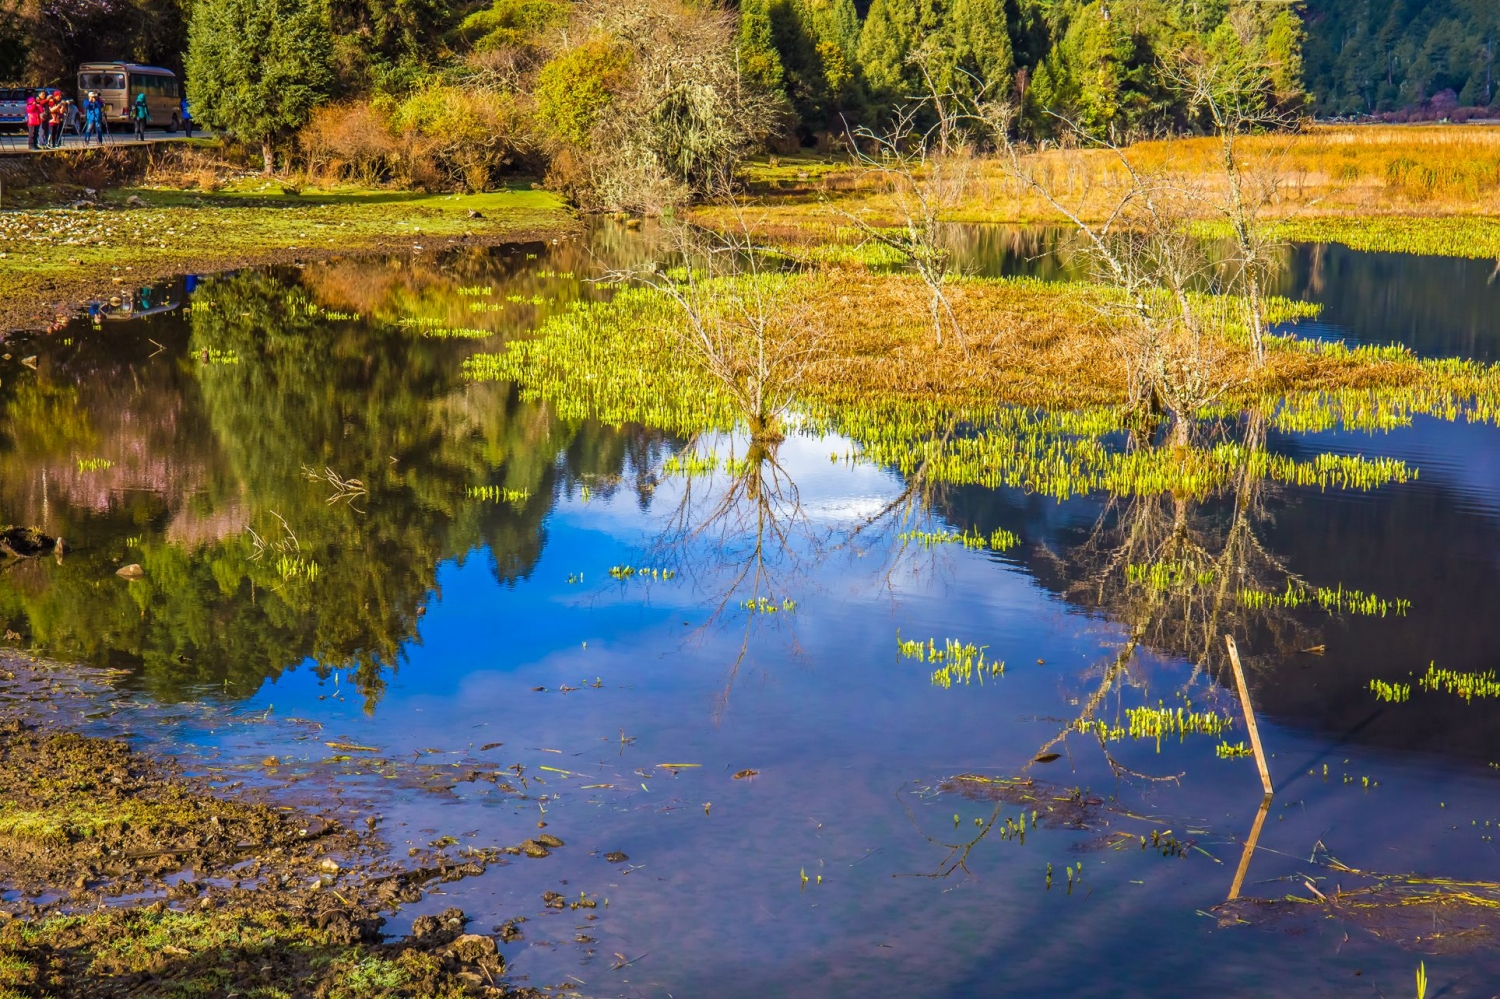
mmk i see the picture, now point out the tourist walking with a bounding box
[24,93,39,150]
[131,92,148,141]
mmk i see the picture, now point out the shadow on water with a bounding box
[2,222,1500,996]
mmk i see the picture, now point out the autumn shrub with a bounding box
[387,83,534,191]
[458,0,569,52]
[299,101,401,185]
[554,0,781,213]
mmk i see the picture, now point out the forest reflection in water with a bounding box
[0,227,1496,743]
[3,229,1500,994]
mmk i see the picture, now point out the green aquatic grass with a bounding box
[1267,216,1500,260]
[662,451,723,477]
[741,596,797,614]
[462,265,1500,507]
[1239,581,1410,617]
[467,485,530,504]
[1419,663,1500,701]
[1075,701,1231,751]
[897,635,1004,688]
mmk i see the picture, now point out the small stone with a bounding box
[115,563,144,579]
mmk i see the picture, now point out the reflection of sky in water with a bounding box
[6,232,1500,996]
[139,434,1500,998]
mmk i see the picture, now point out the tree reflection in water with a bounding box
[650,433,820,722]
[0,262,666,709]
[899,412,1352,878]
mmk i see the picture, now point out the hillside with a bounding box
[1304,0,1499,115]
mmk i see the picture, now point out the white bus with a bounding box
[77,63,182,130]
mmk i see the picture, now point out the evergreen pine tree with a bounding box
[187,0,334,173]
[738,0,787,97]
[945,0,1014,98]
[775,0,864,126]
[856,0,940,113]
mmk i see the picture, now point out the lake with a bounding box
[1,223,1499,997]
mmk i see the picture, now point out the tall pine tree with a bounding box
[187,0,334,172]
[856,0,940,113]
[737,0,787,96]
[944,0,1014,99]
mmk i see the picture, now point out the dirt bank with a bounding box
[0,653,547,997]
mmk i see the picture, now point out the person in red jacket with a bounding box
[25,93,40,150]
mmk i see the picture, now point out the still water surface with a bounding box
[2,225,1500,996]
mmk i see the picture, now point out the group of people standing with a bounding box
[25,91,146,150]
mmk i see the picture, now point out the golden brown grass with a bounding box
[789,268,1429,414]
[710,126,1500,238]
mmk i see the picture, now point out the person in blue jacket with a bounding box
[83,92,106,146]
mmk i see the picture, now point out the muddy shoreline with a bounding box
[0,651,548,997]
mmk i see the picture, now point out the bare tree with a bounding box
[1167,43,1304,364]
[612,209,830,443]
[997,116,1238,437]
[830,64,995,350]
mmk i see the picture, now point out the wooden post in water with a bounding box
[1227,793,1272,901]
[1225,635,1272,796]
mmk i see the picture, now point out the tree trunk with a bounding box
[261,139,274,175]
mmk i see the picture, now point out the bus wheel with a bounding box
[168,113,179,134]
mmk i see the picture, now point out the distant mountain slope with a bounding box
[1304,0,1499,114]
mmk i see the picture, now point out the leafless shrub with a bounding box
[614,210,829,442]
[298,101,402,186]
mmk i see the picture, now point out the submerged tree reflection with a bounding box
[651,432,819,722]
